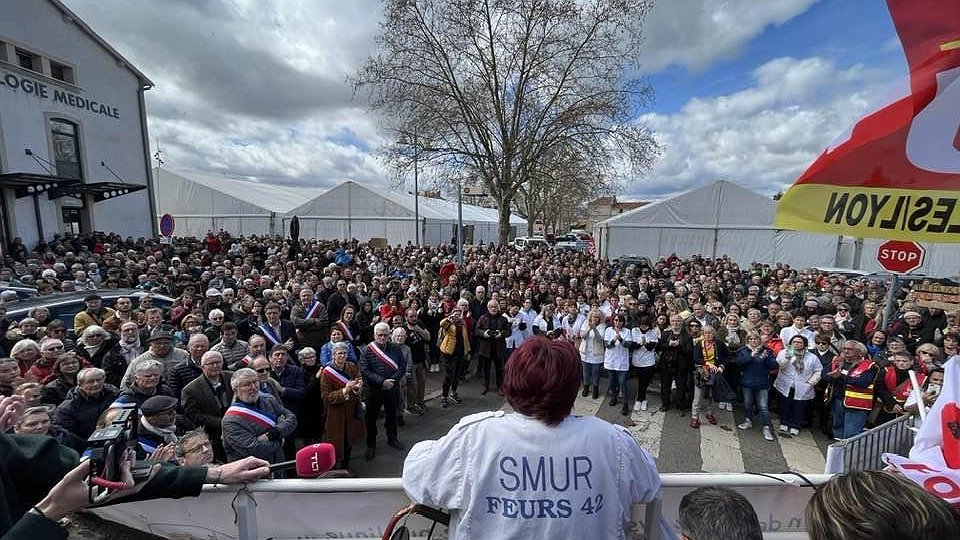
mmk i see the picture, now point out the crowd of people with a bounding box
[0,229,955,473]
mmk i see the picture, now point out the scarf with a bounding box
[140,417,177,443]
[586,325,605,352]
[790,348,806,371]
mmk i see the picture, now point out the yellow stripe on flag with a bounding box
[941,39,960,51]
[774,185,960,243]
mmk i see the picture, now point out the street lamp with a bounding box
[399,133,420,246]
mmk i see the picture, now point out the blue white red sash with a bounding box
[337,321,354,342]
[138,436,158,454]
[259,323,282,346]
[322,366,351,387]
[305,301,321,319]
[368,342,398,371]
[225,401,277,429]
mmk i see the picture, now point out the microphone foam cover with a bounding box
[295,443,337,478]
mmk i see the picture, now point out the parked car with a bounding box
[512,236,551,251]
[6,289,174,339]
[0,283,39,300]
[553,234,588,253]
[616,254,654,272]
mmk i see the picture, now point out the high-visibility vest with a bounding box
[843,359,878,411]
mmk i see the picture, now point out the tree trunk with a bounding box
[498,199,513,245]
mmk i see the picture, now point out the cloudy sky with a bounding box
[64,0,906,200]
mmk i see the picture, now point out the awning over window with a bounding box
[0,172,81,199]
[48,181,146,203]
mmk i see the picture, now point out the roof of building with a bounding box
[46,0,154,86]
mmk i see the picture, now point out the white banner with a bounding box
[92,480,819,539]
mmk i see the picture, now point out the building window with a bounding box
[49,61,74,84]
[49,118,83,180]
[15,47,39,72]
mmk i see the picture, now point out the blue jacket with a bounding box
[319,341,357,367]
[735,346,777,389]
[271,364,305,414]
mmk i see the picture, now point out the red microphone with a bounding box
[268,443,336,477]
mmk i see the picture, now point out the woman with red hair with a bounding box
[402,336,668,539]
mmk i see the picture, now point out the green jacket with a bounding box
[0,433,206,540]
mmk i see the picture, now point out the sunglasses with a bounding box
[255,368,270,373]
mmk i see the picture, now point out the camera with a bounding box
[86,403,140,502]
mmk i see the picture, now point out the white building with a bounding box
[0,0,156,249]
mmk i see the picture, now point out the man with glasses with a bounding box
[250,355,282,398]
[175,429,215,466]
[825,340,879,439]
[361,322,407,461]
[53,367,119,439]
[182,351,233,462]
[168,334,212,400]
[222,367,297,464]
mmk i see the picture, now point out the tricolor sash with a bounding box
[225,401,277,429]
[322,366,351,387]
[305,301,321,319]
[337,321,355,342]
[259,323,283,346]
[368,342,399,372]
[138,436,158,454]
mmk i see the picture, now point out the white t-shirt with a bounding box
[403,411,667,540]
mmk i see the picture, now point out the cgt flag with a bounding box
[774,0,960,242]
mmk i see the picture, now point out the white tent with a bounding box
[593,180,839,268]
[284,181,528,246]
[153,168,323,238]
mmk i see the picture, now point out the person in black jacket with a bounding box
[167,334,210,400]
[474,300,511,396]
[361,322,407,461]
[677,319,703,416]
[52,367,119,440]
[656,314,686,412]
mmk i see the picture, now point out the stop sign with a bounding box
[876,240,925,274]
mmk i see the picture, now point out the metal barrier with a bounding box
[92,473,832,540]
[824,414,917,474]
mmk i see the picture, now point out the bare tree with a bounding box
[355,0,660,244]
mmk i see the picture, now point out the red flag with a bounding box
[775,0,960,242]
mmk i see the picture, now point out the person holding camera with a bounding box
[0,394,271,540]
[475,300,511,397]
[437,309,470,408]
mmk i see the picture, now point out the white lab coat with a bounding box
[630,327,659,368]
[603,326,631,371]
[403,411,669,540]
[773,349,822,401]
[575,321,606,364]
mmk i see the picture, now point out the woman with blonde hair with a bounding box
[575,308,605,399]
[806,470,960,540]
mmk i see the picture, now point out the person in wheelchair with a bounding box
[402,336,670,539]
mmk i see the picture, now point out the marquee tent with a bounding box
[153,168,322,238]
[593,180,840,269]
[594,180,960,276]
[283,181,528,246]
